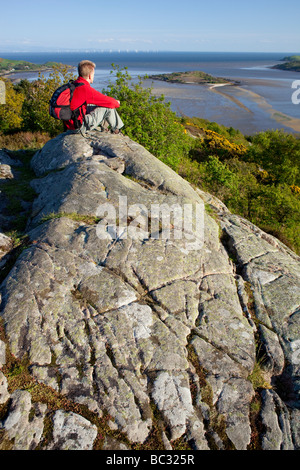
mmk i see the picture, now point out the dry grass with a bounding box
[0,131,51,150]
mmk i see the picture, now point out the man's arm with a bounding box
[87,87,120,109]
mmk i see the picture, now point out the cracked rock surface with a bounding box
[0,131,299,450]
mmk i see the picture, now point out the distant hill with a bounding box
[0,57,73,76]
[282,55,300,61]
[148,70,235,85]
[272,55,300,72]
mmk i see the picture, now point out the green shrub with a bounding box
[102,65,192,171]
[15,65,76,136]
[189,136,300,254]
[0,78,24,131]
[246,130,300,186]
[201,155,239,191]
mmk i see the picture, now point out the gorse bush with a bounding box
[0,78,24,131]
[193,129,248,161]
[183,122,300,254]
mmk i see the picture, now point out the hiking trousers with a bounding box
[81,105,124,132]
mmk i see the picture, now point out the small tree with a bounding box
[0,78,24,132]
[18,64,76,136]
[246,130,300,186]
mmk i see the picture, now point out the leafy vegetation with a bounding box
[102,65,191,170]
[0,64,75,136]
[0,78,24,131]
[0,65,299,255]
[14,65,76,136]
[179,119,300,254]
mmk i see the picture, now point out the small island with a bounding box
[147,70,236,86]
[272,55,300,72]
[0,57,74,76]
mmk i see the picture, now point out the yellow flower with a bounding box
[203,129,247,156]
[291,185,300,194]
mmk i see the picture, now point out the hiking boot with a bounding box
[100,120,110,132]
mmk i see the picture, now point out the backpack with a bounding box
[49,80,85,128]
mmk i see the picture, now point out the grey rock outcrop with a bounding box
[47,410,98,450]
[0,390,46,450]
[0,131,299,450]
[0,149,22,232]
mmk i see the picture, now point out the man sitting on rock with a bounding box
[65,60,124,134]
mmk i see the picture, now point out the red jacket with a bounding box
[65,76,120,130]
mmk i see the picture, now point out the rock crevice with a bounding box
[0,131,299,450]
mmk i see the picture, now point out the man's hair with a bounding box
[78,60,96,78]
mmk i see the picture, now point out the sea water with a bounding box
[2,51,299,134]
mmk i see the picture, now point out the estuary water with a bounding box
[2,51,300,135]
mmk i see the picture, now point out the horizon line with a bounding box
[0,49,298,55]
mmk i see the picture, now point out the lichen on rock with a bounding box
[0,130,299,450]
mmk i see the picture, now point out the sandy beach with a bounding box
[210,79,300,133]
[209,83,252,113]
[144,74,300,135]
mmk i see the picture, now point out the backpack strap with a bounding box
[69,81,85,129]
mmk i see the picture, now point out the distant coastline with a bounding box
[1,51,299,135]
[272,55,300,72]
[0,57,74,78]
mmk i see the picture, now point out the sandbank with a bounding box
[210,79,300,133]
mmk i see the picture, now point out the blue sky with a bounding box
[1,0,299,52]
